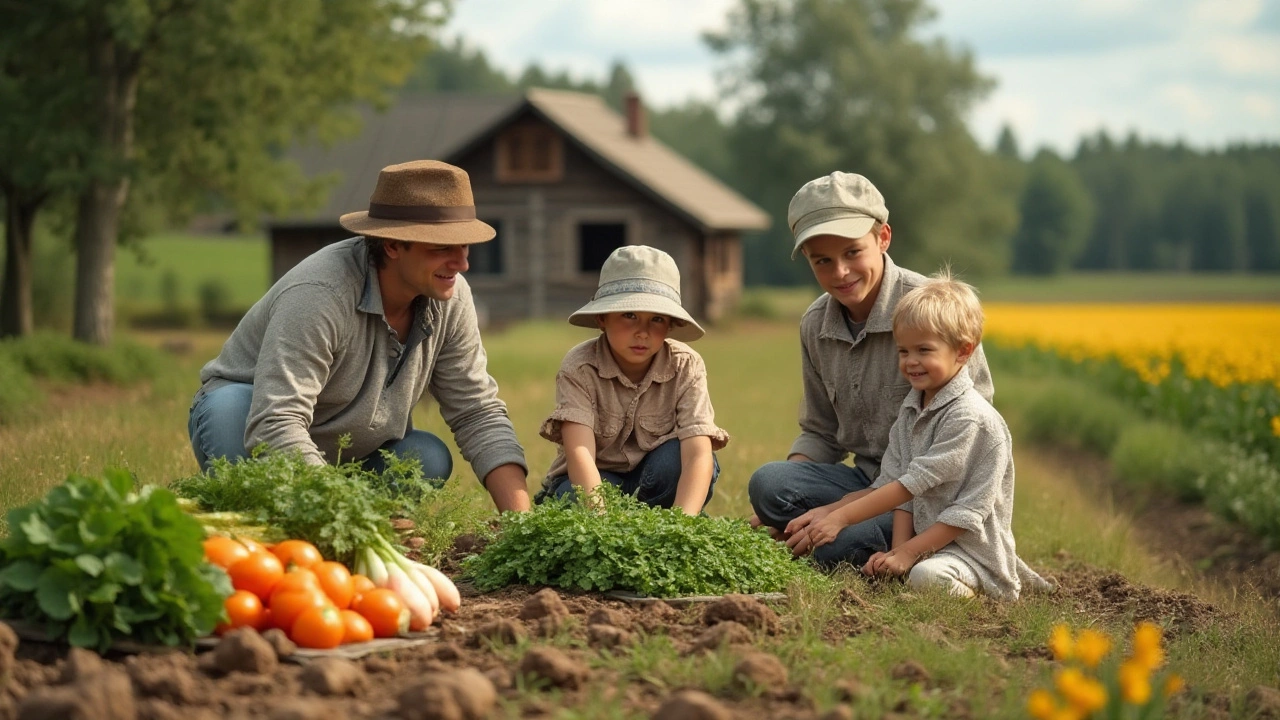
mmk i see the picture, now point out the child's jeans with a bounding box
[908,552,981,597]
[187,382,453,479]
[538,438,719,510]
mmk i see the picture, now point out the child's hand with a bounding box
[808,514,848,549]
[862,549,913,577]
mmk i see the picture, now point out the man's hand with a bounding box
[749,514,783,541]
[808,513,849,549]
[784,505,833,537]
[862,549,914,577]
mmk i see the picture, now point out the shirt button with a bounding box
[390,348,401,358]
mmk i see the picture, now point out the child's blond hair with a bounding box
[892,267,983,351]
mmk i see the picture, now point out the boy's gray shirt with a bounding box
[874,368,1046,600]
[197,237,526,482]
[790,254,994,481]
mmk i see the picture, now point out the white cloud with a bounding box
[1243,93,1277,118]
[1189,0,1265,28]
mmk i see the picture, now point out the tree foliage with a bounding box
[1010,150,1094,275]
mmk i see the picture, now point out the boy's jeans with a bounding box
[539,438,719,510]
[748,460,894,569]
[187,382,453,479]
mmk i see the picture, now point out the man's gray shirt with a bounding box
[197,237,526,482]
[790,254,994,482]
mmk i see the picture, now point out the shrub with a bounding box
[0,352,41,424]
[1110,422,1215,501]
[1020,380,1137,456]
[0,332,162,386]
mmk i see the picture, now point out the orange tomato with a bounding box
[227,552,284,601]
[271,567,320,598]
[216,590,266,635]
[271,540,324,570]
[353,588,409,638]
[291,606,345,649]
[313,561,355,610]
[350,574,376,596]
[269,588,332,635]
[339,609,374,645]
[203,536,252,570]
[238,537,269,556]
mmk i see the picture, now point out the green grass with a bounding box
[114,232,270,312]
[0,320,1277,717]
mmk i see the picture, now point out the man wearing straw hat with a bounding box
[189,160,531,512]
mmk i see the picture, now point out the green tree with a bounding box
[1011,150,1094,275]
[707,0,1017,285]
[4,0,445,344]
[401,37,514,94]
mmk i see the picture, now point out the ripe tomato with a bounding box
[271,540,324,570]
[227,552,284,601]
[238,537,269,556]
[271,567,320,599]
[350,574,376,596]
[269,588,332,635]
[216,590,266,635]
[313,561,355,610]
[353,588,409,638]
[203,536,252,570]
[291,606,345,649]
[339,609,374,645]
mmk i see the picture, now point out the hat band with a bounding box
[594,278,680,303]
[368,203,476,223]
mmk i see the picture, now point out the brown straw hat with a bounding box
[339,160,496,244]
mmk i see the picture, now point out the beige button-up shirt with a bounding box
[540,335,729,484]
[790,254,994,482]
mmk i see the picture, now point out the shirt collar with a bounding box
[819,252,905,344]
[902,363,976,415]
[357,244,431,336]
[591,334,677,386]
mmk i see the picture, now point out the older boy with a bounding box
[806,273,1049,598]
[748,172,993,568]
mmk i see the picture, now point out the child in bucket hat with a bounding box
[537,245,730,514]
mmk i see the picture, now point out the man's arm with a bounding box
[483,463,531,513]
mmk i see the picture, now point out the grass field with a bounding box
[1,317,1277,717]
[114,233,271,311]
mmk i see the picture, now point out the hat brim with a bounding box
[339,212,496,245]
[791,215,877,258]
[568,292,705,342]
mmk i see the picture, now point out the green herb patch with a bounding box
[463,484,819,597]
[0,469,231,651]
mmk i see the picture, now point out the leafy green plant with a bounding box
[463,483,818,597]
[0,469,231,651]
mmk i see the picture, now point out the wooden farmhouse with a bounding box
[270,89,770,325]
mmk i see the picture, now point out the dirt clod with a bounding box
[210,627,278,676]
[125,653,200,704]
[299,658,366,697]
[636,601,682,633]
[586,607,630,629]
[519,589,569,621]
[59,648,106,684]
[519,647,589,690]
[391,519,416,532]
[0,622,18,680]
[1245,686,1280,718]
[587,624,632,649]
[395,668,497,720]
[891,660,931,685]
[834,678,870,703]
[261,629,296,659]
[732,652,788,693]
[819,706,854,720]
[651,690,731,720]
[363,655,399,674]
[690,621,753,653]
[268,698,333,720]
[18,665,135,720]
[702,595,779,634]
[467,619,525,647]
[405,537,427,550]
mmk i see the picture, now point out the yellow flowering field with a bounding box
[984,303,1280,388]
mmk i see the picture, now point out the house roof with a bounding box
[276,89,770,233]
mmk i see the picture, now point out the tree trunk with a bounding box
[1,193,40,338]
[72,34,140,346]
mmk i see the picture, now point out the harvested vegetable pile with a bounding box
[463,484,817,597]
[0,470,230,651]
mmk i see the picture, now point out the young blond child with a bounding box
[537,245,729,515]
[804,270,1050,598]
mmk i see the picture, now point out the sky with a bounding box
[441,0,1280,155]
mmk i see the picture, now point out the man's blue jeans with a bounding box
[538,438,719,510]
[187,383,452,479]
[748,460,894,569]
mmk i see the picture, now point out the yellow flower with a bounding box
[1164,673,1186,697]
[1271,415,1280,438]
[1119,660,1153,705]
[1027,688,1057,720]
[1130,622,1165,670]
[1049,624,1075,661]
[1074,628,1113,668]
[1055,667,1107,714]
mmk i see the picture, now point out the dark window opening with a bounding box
[469,220,503,275]
[578,223,626,272]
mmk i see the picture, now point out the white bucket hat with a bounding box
[568,245,705,342]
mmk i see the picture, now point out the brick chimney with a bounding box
[624,90,646,139]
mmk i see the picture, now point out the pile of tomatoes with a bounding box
[204,536,410,650]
